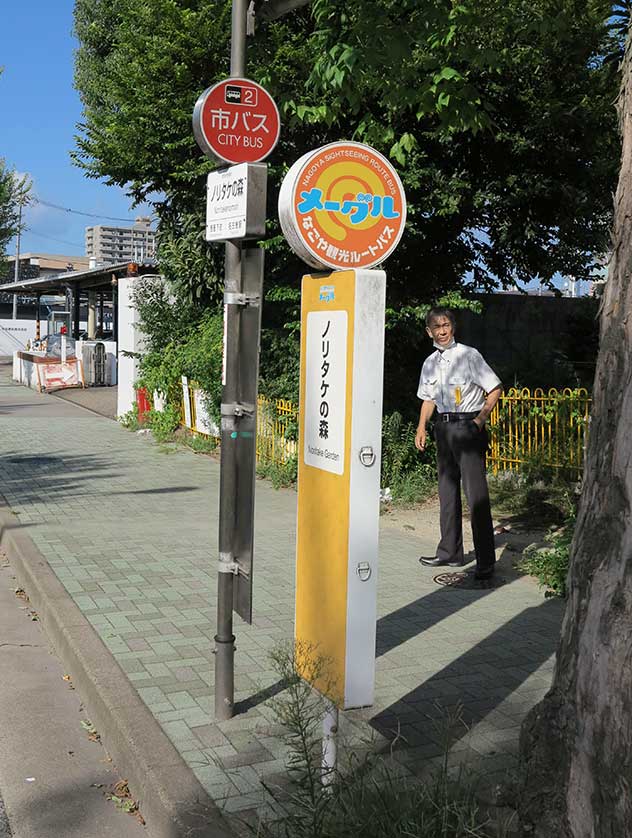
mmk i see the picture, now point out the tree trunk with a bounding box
[517,33,632,838]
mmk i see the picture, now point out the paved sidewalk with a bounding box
[52,384,118,419]
[0,367,565,830]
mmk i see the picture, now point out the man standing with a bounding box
[415,308,502,580]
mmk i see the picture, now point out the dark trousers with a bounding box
[434,419,496,571]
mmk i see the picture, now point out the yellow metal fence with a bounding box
[181,385,591,475]
[488,387,591,476]
[256,396,299,465]
[181,384,298,466]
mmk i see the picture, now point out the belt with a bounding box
[437,412,479,423]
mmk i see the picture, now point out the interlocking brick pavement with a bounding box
[0,368,565,822]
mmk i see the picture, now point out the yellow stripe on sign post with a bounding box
[296,268,386,709]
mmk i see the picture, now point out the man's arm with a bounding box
[473,385,502,429]
[415,400,436,451]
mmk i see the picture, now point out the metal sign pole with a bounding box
[216,243,240,720]
[231,0,247,75]
[215,0,251,721]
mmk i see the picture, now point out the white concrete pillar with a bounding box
[116,277,141,418]
[87,291,97,339]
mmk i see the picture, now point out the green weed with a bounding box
[257,457,298,489]
[381,411,438,505]
[254,643,497,838]
[118,403,141,431]
[519,514,574,598]
[146,404,182,442]
[180,432,219,455]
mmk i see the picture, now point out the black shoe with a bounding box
[419,556,464,568]
[474,567,494,580]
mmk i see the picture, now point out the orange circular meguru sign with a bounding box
[279,142,406,271]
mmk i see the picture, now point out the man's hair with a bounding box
[425,307,456,328]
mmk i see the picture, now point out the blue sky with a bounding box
[1,1,152,265]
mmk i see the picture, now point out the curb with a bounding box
[0,499,234,838]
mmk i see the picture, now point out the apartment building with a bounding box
[85,216,156,265]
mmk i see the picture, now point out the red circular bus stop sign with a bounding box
[193,78,281,164]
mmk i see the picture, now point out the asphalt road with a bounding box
[0,556,147,838]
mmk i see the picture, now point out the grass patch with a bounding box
[257,457,298,489]
[179,430,219,455]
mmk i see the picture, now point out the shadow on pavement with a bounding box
[372,599,564,763]
[110,486,197,496]
[235,677,290,715]
[236,549,560,730]
[376,582,499,658]
[0,452,196,504]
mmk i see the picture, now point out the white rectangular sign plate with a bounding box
[206,164,248,240]
[303,310,347,475]
[205,162,267,242]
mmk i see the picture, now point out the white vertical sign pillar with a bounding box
[116,276,142,418]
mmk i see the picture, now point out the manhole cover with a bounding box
[433,571,506,589]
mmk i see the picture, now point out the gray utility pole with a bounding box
[12,201,23,320]
[255,0,311,20]
[215,0,265,720]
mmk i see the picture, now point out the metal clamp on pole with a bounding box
[224,291,261,307]
[218,561,240,574]
[221,401,255,418]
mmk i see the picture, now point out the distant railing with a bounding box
[488,387,591,477]
[256,396,298,466]
[180,384,591,477]
[180,381,298,467]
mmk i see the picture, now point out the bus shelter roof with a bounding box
[0,260,159,296]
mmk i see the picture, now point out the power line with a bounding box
[33,196,141,223]
[26,230,86,250]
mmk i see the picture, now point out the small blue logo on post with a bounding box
[319,285,335,303]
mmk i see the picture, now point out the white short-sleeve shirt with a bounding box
[417,342,501,413]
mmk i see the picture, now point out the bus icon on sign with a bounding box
[225,84,259,107]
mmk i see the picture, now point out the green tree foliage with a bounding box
[304,0,621,294]
[73,0,620,305]
[131,276,224,419]
[0,160,22,276]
